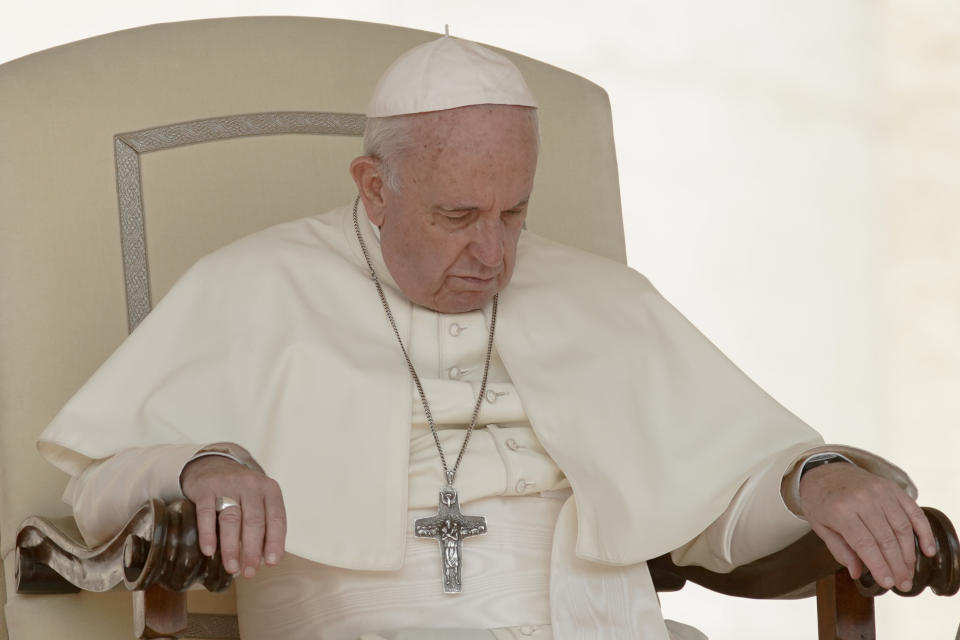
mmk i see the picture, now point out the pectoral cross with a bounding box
[414,486,487,593]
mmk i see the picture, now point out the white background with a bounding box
[3,1,958,637]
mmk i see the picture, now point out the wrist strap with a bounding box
[800,453,852,479]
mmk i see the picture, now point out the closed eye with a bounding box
[436,207,478,224]
[503,199,529,217]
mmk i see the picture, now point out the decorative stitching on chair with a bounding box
[114,137,151,334]
[114,111,366,332]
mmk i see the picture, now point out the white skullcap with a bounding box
[366,36,538,117]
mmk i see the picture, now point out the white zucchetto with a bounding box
[366,36,539,117]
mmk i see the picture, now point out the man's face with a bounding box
[362,105,539,314]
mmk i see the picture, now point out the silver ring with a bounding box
[215,496,241,512]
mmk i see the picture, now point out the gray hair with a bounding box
[362,108,540,193]
[362,115,418,193]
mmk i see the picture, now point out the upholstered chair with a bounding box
[0,16,621,639]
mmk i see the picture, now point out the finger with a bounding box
[860,508,912,590]
[218,504,243,575]
[900,495,936,558]
[193,493,218,557]
[263,481,287,566]
[845,515,898,590]
[882,502,918,586]
[812,523,863,579]
[240,495,267,578]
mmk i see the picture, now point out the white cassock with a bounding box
[37,202,915,638]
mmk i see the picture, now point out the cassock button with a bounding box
[448,367,461,380]
[485,389,507,403]
[520,625,536,635]
[515,479,531,493]
[448,323,465,337]
[505,438,520,451]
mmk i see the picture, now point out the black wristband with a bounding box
[800,454,851,479]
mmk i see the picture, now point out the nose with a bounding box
[470,215,505,268]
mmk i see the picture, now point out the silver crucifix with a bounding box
[414,486,487,593]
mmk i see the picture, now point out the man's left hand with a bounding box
[798,463,937,592]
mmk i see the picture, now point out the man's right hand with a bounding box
[180,456,286,578]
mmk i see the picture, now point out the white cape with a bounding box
[39,202,822,570]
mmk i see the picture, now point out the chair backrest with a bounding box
[0,16,623,639]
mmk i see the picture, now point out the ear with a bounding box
[350,156,388,226]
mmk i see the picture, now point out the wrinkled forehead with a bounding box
[397,110,540,206]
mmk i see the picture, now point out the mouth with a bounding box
[448,274,499,290]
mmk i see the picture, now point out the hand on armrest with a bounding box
[795,461,936,593]
[180,455,286,580]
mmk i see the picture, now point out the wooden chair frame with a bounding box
[15,500,960,639]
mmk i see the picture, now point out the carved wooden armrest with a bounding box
[18,500,958,639]
[16,499,233,639]
[649,507,960,640]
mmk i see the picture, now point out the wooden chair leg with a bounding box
[817,570,875,640]
[133,584,188,639]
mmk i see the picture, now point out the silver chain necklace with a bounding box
[352,196,497,594]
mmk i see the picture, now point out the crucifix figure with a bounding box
[414,486,487,593]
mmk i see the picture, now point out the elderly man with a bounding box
[38,37,933,639]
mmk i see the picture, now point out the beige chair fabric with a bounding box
[0,16,623,639]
